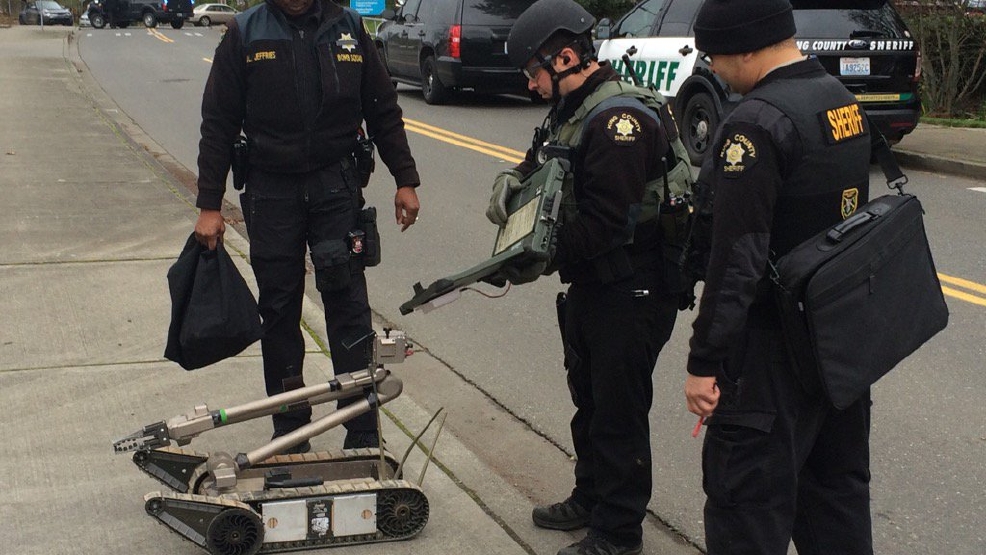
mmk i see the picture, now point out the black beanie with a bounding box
[694,0,796,55]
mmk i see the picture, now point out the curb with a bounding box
[893,150,986,182]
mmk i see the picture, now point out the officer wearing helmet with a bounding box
[488,0,688,553]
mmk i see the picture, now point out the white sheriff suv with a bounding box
[596,0,922,165]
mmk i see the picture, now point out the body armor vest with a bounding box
[539,80,694,236]
[743,71,871,257]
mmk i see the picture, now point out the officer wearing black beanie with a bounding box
[684,1,876,554]
[693,0,796,55]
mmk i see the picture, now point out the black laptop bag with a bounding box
[770,129,949,409]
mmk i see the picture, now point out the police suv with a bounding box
[596,0,922,165]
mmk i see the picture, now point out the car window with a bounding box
[461,0,533,26]
[400,0,423,20]
[658,0,697,36]
[37,0,62,8]
[418,0,455,26]
[615,0,665,38]
[791,1,906,39]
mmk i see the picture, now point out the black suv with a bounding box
[375,0,536,104]
[88,0,193,29]
[596,0,922,164]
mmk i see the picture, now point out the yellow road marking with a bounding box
[938,273,986,295]
[148,28,174,43]
[941,285,986,307]
[404,117,525,163]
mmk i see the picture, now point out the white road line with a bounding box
[970,187,986,193]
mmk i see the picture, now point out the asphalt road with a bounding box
[76,26,986,554]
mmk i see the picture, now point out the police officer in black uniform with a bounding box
[684,1,874,553]
[491,1,683,553]
[194,0,420,453]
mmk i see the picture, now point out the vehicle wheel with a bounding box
[421,57,448,105]
[681,92,720,166]
[199,16,211,26]
[171,18,184,29]
[91,13,105,28]
[143,12,157,28]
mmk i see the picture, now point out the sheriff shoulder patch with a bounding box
[820,102,866,144]
[841,188,859,219]
[718,132,758,177]
[605,112,642,145]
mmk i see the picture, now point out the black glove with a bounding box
[502,259,549,285]
[502,230,557,285]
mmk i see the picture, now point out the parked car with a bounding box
[79,7,91,26]
[374,0,536,104]
[87,0,193,29]
[189,3,238,27]
[596,0,922,164]
[19,1,74,26]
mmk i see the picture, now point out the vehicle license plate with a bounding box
[840,57,871,76]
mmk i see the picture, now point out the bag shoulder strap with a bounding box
[865,111,908,194]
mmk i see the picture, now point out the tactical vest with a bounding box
[541,80,694,233]
[743,70,871,257]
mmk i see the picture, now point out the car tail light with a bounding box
[449,25,461,59]
[913,48,922,83]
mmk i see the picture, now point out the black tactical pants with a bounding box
[240,163,375,437]
[564,267,679,547]
[702,322,872,555]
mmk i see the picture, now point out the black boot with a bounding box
[557,533,642,555]
[343,430,380,449]
[532,497,591,531]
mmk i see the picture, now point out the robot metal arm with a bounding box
[113,331,410,454]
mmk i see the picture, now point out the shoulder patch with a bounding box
[819,102,867,144]
[841,188,859,219]
[604,112,642,146]
[718,132,759,178]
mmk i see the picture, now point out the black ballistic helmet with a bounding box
[507,0,596,69]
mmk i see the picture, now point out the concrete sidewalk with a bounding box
[0,25,703,555]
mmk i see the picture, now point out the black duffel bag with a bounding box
[771,193,949,409]
[164,234,263,370]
